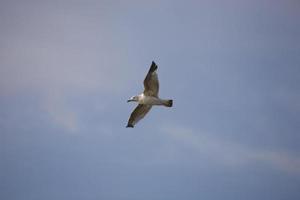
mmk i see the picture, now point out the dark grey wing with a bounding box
[126,104,152,128]
[143,61,159,97]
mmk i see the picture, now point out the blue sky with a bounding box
[1,0,300,199]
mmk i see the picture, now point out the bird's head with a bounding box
[127,95,139,102]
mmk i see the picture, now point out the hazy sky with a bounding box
[1,0,300,199]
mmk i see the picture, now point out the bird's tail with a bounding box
[163,100,173,107]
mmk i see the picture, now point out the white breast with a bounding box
[139,94,163,105]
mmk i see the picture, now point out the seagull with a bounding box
[126,61,173,128]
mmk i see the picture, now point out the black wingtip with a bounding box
[149,61,158,72]
[169,100,173,107]
[126,124,134,128]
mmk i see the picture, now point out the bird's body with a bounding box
[126,61,173,128]
[135,93,172,106]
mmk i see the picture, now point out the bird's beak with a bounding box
[127,99,132,102]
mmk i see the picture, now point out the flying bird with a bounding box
[126,61,173,128]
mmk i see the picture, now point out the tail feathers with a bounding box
[164,100,173,107]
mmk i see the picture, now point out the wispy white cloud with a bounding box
[0,38,131,130]
[0,2,144,130]
[161,125,300,175]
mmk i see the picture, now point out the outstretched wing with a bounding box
[126,104,152,128]
[143,61,159,97]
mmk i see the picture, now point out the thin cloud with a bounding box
[162,125,300,175]
[0,1,143,130]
